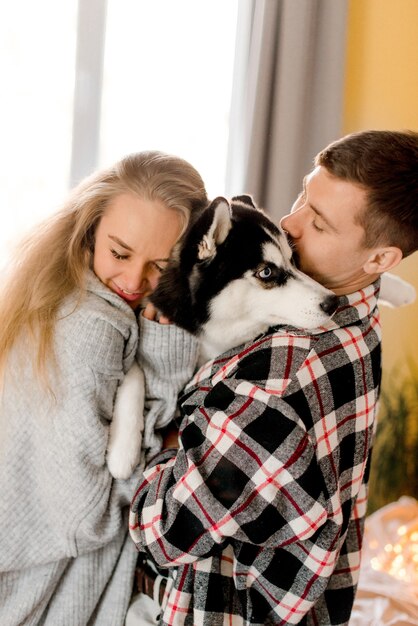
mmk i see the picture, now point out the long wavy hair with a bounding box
[0,151,208,383]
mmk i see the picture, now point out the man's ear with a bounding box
[197,197,232,261]
[364,246,403,275]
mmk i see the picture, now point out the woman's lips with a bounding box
[112,283,144,303]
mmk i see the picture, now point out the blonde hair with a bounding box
[0,151,208,382]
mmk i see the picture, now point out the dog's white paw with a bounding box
[107,438,142,480]
[107,361,146,479]
[379,273,416,308]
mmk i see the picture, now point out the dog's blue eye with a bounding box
[255,265,291,286]
[259,267,272,279]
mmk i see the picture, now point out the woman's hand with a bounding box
[142,302,171,325]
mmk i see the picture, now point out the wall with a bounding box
[343,0,418,374]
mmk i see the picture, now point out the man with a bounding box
[129,130,418,625]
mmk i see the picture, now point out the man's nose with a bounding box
[280,208,303,238]
[280,213,291,232]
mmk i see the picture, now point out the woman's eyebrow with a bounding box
[108,235,134,252]
[108,235,170,263]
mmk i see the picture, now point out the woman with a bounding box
[0,151,208,625]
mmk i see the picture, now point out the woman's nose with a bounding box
[123,263,148,292]
[126,262,162,293]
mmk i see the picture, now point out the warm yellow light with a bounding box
[370,557,382,571]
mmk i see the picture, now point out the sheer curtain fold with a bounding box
[226,0,349,221]
[70,0,108,187]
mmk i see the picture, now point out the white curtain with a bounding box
[70,0,108,187]
[226,0,349,221]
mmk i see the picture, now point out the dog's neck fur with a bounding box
[198,318,269,364]
[150,196,340,367]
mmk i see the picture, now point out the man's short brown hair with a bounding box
[315,130,418,257]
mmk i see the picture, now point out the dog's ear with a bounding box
[197,197,232,261]
[232,194,256,209]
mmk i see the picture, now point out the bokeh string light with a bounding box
[368,503,418,585]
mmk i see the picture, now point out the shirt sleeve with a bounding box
[130,372,329,567]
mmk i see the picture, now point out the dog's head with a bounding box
[151,196,338,359]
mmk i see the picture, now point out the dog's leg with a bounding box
[107,361,145,479]
[379,272,416,308]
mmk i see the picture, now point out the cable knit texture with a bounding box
[138,314,200,461]
[0,271,198,626]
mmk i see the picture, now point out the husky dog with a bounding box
[151,195,338,362]
[106,195,337,478]
[107,195,415,478]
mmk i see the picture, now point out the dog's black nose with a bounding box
[320,294,339,316]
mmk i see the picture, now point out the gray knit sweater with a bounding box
[0,272,199,625]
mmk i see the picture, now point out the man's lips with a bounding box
[291,249,302,270]
[284,236,302,269]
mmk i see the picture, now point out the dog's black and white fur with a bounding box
[106,195,416,478]
[151,195,338,362]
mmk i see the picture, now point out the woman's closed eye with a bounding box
[151,261,169,273]
[111,248,129,260]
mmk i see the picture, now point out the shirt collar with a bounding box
[278,278,381,336]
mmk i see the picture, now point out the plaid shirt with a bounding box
[130,281,382,626]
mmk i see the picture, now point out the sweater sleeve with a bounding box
[137,315,200,460]
[0,299,141,571]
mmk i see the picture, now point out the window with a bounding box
[0,1,78,265]
[0,0,238,266]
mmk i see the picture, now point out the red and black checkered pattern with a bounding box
[130,281,382,625]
